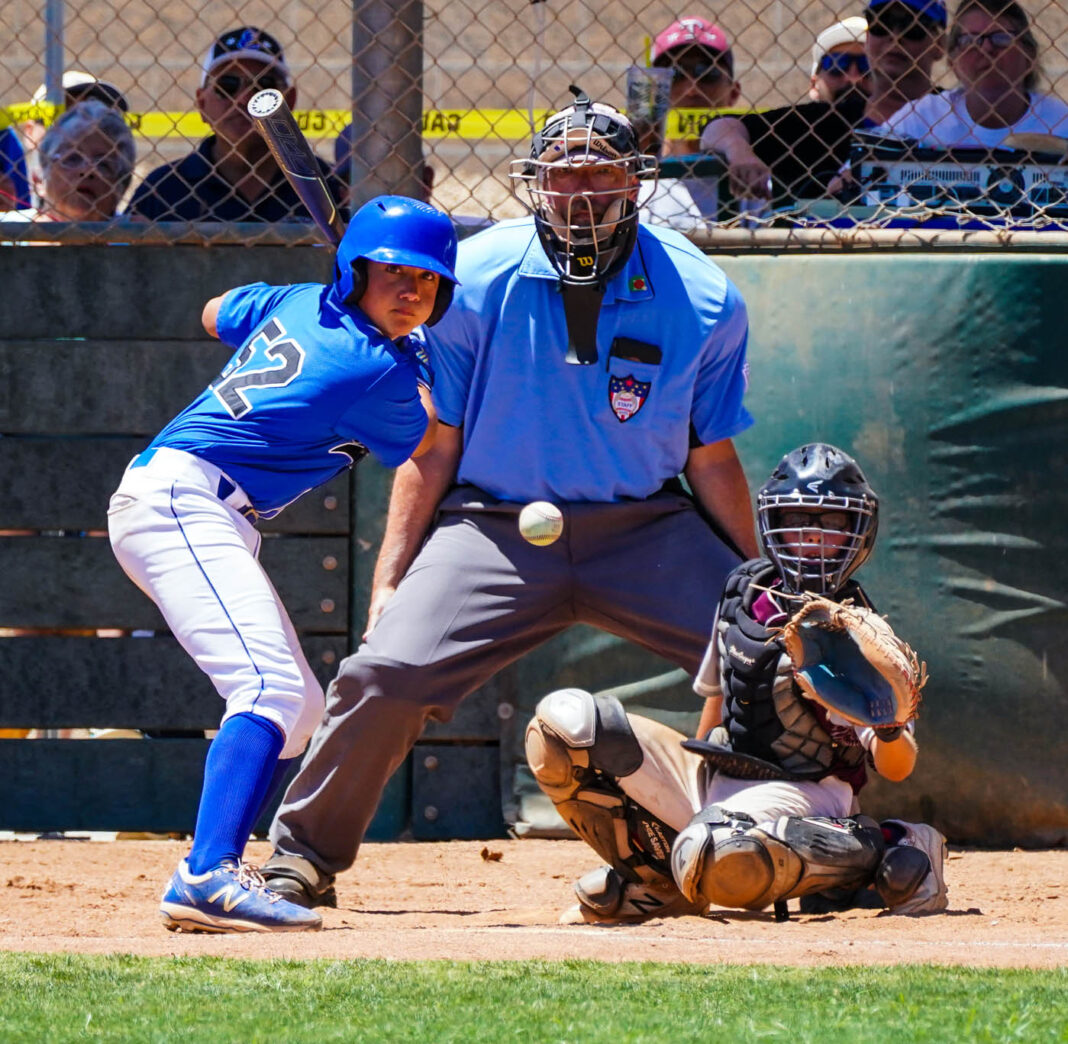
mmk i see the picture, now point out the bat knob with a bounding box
[247,89,285,119]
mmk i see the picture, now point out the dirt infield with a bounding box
[1,839,1065,968]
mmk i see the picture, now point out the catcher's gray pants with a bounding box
[269,484,740,882]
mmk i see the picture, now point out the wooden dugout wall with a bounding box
[0,243,506,840]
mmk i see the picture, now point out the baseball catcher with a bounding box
[525,442,947,922]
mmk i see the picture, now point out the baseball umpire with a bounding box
[108,196,459,933]
[261,85,759,908]
[526,443,948,921]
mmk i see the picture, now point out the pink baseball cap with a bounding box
[651,17,733,66]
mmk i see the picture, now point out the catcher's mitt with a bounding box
[777,595,926,731]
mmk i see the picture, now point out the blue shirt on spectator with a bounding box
[125,136,344,222]
[0,127,30,209]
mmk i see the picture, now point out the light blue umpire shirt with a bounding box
[423,216,753,503]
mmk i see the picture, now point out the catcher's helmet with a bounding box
[334,195,460,326]
[508,85,657,287]
[757,442,878,595]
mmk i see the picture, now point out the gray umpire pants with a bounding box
[268,484,740,883]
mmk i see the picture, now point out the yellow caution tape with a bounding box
[0,105,745,140]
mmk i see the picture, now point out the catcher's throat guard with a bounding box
[508,85,657,290]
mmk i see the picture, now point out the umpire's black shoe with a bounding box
[262,856,338,909]
[266,873,338,909]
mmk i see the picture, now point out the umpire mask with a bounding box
[757,443,879,596]
[509,86,657,288]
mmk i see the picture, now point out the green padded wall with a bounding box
[511,253,1068,847]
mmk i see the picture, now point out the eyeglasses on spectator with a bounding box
[818,53,871,75]
[868,8,942,41]
[954,30,1017,50]
[52,149,127,181]
[211,72,285,100]
[672,60,727,85]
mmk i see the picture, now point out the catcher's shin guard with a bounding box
[525,688,674,884]
[672,811,885,911]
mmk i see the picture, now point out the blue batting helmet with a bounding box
[334,195,460,326]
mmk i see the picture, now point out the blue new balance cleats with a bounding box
[160,859,323,933]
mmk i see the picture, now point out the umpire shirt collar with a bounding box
[517,224,654,304]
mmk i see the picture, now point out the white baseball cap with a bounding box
[811,17,868,77]
[30,70,128,111]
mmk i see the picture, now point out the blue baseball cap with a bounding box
[866,0,948,27]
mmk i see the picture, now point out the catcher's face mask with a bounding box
[509,85,657,287]
[759,496,876,595]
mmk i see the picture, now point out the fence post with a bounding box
[349,0,425,208]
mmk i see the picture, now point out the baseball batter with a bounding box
[526,443,948,921]
[260,86,759,908]
[107,196,459,933]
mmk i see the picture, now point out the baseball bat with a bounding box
[247,89,346,245]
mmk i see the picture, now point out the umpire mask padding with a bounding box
[508,85,657,288]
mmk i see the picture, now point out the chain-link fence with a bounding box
[3,0,1068,245]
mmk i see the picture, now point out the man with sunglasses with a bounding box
[701,0,946,208]
[127,26,343,222]
[810,17,871,104]
[639,17,742,227]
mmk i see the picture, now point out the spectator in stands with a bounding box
[638,16,741,226]
[701,0,946,206]
[0,125,29,210]
[127,26,342,222]
[0,100,135,222]
[872,0,1067,147]
[10,71,128,211]
[809,17,871,103]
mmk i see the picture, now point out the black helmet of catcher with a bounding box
[509,85,657,288]
[758,442,879,596]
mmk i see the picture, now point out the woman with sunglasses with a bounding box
[873,0,1068,147]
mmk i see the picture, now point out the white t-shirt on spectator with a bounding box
[873,87,1068,148]
[639,177,721,229]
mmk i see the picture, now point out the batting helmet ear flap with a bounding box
[426,280,455,326]
[340,257,368,308]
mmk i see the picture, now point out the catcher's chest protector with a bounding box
[718,560,867,779]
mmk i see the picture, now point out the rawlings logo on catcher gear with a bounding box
[608,374,650,422]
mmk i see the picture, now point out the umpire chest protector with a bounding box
[718,559,868,781]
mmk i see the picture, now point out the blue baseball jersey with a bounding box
[424,217,752,503]
[150,282,430,515]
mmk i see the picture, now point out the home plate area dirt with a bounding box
[1,839,1065,967]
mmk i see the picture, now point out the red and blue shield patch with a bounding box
[608,374,651,422]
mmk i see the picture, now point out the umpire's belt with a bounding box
[128,446,259,523]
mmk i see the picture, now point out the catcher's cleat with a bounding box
[879,820,949,914]
[160,859,323,933]
[562,865,706,924]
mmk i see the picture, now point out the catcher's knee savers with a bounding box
[526,689,674,880]
[671,808,888,911]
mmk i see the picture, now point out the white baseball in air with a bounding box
[518,501,564,546]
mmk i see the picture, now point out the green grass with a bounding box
[0,955,1065,1043]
